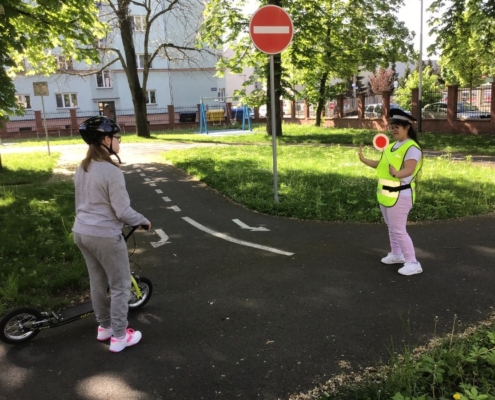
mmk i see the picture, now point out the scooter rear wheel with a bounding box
[0,307,43,345]
[128,277,153,310]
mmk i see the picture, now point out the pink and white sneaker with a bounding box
[109,329,142,353]
[97,326,114,341]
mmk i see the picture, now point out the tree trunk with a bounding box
[118,3,150,137]
[266,53,283,136]
[315,72,329,127]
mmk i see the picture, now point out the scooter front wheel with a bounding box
[0,307,43,345]
[128,277,153,310]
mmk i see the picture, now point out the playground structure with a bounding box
[199,96,253,134]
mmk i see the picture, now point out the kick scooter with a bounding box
[0,225,153,345]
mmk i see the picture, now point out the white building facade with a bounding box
[12,1,226,119]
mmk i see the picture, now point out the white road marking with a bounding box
[150,229,170,248]
[169,206,181,212]
[253,26,290,34]
[155,189,163,194]
[140,173,146,176]
[162,197,171,202]
[182,217,294,256]
[233,219,270,232]
[150,183,156,187]
[137,169,142,172]
[144,178,150,181]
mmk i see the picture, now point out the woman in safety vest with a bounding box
[358,108,423,276]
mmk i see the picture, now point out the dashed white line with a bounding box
[162,197,171,202]
[150,183,156,187]
[140,173,146,177]
[182,217,294,256]
[169,206,181,212]
[144,178,150,182]
[136,169,142,172]
[155,189,163,194]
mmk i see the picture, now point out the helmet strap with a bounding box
[100,143,122,164]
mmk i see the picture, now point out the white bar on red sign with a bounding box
[253,26,290,34]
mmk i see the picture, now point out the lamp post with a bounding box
[418,0,424,133]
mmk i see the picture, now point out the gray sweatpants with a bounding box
[74,232,131,338]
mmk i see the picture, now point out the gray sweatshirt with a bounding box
[72,161,149,237]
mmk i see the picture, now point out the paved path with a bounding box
[1,143,495,400]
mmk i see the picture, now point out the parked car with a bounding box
[422,102,490,119]
[364,103,406,118]
[231,106,254,120]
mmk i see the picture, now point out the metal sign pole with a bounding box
[270,54,279,203]
[41,95,50,156]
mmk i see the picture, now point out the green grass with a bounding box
[164,145,495,222]
[0,153,87,316]
[303,316,495,400]
[6,123,495,156]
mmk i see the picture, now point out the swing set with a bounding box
[199,96,253,134]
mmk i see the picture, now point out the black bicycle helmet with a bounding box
[79,116,121,145]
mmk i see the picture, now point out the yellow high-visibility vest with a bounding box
[376,140,423,207]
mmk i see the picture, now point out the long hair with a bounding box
[81,141,119,172]
[396,121,421,148]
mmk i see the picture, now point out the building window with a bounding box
[56,93,78,108]
[55,55,73,71]
[146,90,156,104]
[15,94,32,109]
[136,54,152,69]
[96,70,112,88]
[133,15,147,32]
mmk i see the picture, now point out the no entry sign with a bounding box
[249,5,293,54]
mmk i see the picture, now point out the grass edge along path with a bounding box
[288,314,495,400]
[163,145,495,223]
[5,123,495,156]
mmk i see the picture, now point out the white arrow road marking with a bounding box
[155,189,163,194]
[183,217,293,256]
[253,26,290,34]
[162,197,171,202]
[150,229,170,248]
[169,205,181,212]
[233,219,270,232]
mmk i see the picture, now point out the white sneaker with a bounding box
[109,328,142,353]
[97,326,114,341]
[381,252,405,265]
[398,261,423,276]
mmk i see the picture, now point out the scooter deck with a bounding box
[58,301,94,321]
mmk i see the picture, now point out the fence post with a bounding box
[447,85,458,123]
[304,99,309,120]
[35,110,43,130]
[381,91,391,120]
[490,83,495,124]
[254,107,260,120]
[337,95,344,119]
[411,89,419,120]
[70,109,78,136]
[168,105,175,128]
[358,93,366,119]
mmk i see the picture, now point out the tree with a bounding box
[428,0,495,81]
[202,0,414,132]
[394,66,443,111]
[96,0,214,137]
[0,0,104,118]
[368,68,395,95]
